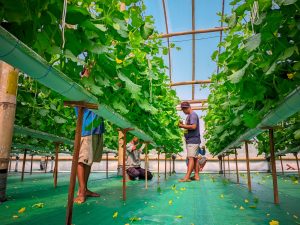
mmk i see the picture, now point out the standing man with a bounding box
[179,102,201,182]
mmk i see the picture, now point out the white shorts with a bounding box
[78,134,103,166]
[186,144,199,158]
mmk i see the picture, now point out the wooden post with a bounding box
[21,149,27,182]
[106,153,108,179]
[164,153,167,180]
[117,130,125,176]
[245,141,252,192]
[223,155,226,177]
[227,155,230,175]
[14,155,19,172]
[172,155,176,174]
[30,154,33,175]
[157,150,160,183]
[234,149,239,184]
[169,157,171,176]
[144,143,149,189]
[8,156,12,173]
[293,152,300,177]
[0,61,19,202]
[54,142,60,188]
[44,156,49,173]
[118,128,134,201]
[279,155,284,175]
[64,101,98,225]
[269,128,279,204]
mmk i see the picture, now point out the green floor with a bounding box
[1,171,299,225]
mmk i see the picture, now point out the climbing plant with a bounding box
[0,0,182,152]
[204,0,300,154]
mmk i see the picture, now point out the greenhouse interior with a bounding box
[0,0,300,225]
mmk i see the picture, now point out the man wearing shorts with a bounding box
[74,108,105,203]
[179,102,201,182]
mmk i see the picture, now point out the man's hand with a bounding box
[178,120,183,128]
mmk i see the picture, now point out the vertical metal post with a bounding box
[145,143,149,189]
[279,155,284,175]
[169,157,171,176]
[245,141,252,192]
[122,130,127,201]
[30,154,33,175]
[44,156,48,173]
[234,149,239,184]
[227,155,230,175]
[66,106,84,225]
[21,149,27,181]
[117,130,125,176]
[54,143,59,188]
[269,128,279,204]
[164,153,167,180]
[223,155,226,177]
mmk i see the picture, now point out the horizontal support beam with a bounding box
[181,99,208,104]
[176,107,208,111]
[171,80,212,86]
[157,27,228,38]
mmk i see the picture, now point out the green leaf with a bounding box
[294,129,300,139]
[141,22,154,39]
[54,116,66,124]
[278,46,297,61]
[162,47,169,55]
[117,72,141,97]
[113,23,120,30]
[94,24,107,32]
[245,33,261,52]
[39,109,49,117]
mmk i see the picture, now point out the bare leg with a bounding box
[179,157,194,182]
[74,163,86,203]
[85,165,100,197]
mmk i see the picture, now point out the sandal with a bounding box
[178,178,192,182]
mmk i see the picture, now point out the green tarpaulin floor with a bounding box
[0,172,299,225]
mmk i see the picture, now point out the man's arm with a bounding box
[179,124,197,130]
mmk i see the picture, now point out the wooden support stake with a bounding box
[245,141,252,192]
[157,27,227,38]
[44,156,49,173]
[269,128,279,204]
[21,149,27,182]
[157,151,160,183]
[169,157,171,176]
[65,101,97,225]
[30,155,33,175]
[164,153,167,180]
[145,143,149,189]
[234,149,239,184]
[279,155,284,175]
[172,155,176,174]
[54,142,60,188]
[106,153,109,179]
[223,155,226,177]
[293,152,300,177]
[227,155,230,175]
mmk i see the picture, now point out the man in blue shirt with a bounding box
[179,102,201,182]
[74,108,105,203]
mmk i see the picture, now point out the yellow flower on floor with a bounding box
[240,206,245,210]
[18,207,26,214]
[175,215,183,219]
[220,194,224,198]
[180,187,186,191]
[287,73,295,79]
[113,212,118,219]
[169,200,173,205]
[269,220,279,225]
[244,199,249,203]
[12,215,19,219]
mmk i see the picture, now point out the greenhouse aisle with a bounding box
[0,173,299,225]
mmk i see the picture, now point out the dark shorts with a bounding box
[126,167,153,180]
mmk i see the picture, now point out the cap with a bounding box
[180,101,190,108]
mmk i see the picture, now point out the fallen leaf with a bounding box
[171,184,176,190]
[220,194,224,199]
[180,187,186,191]
[244,199,249,203]
[113,212,118,219]
[130,217,141,222]
[293,215,298,219]
[32,203,44,208]
[18,207,26,214]
[175,215,183,219]
[169,200,173,205]
[249,205,257,209]
[240,206,244,210]
[13,215,19,219]
[269,220,279,225]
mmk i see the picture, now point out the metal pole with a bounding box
[279,156,284,175]
[54,143,59,188]
[269,128,279,204]
[169,157,171,176]
[66,106,84,225]
[122,130,127,201]
[172,155,176,174]
[0,61,19,202]
[145,143,148,189]
[234,149,239,184]
[223,155,226,177]
[106,153,108,179]
[227,155,230,175]
[30,155,33,175]
[21,149,27,182]
[245,141,252,192]
[117,130,125,176]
